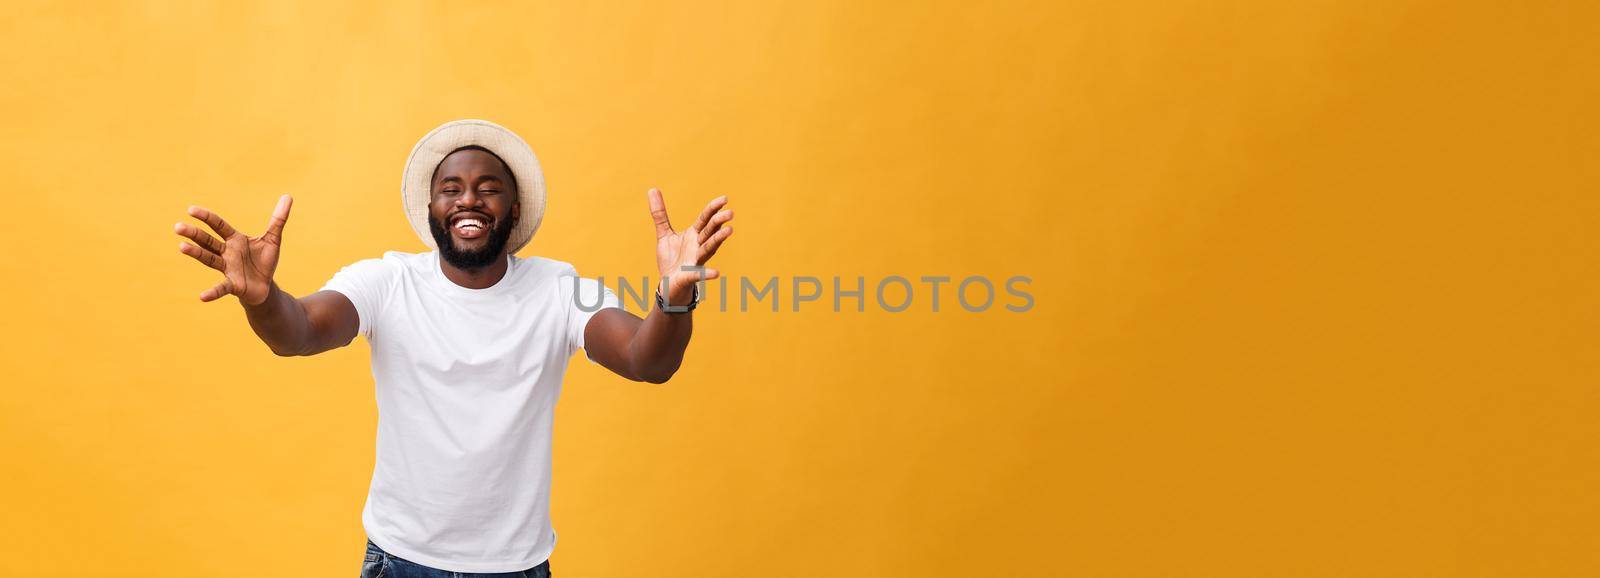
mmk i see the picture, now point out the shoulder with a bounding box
[358,251,431,274]
[514,255,580,279]
[380,250,434,270]
[515,256,604,304]
[329,251,426,283]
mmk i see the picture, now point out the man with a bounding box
[172,119,734,577]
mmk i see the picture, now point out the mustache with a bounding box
[447,210,493,223]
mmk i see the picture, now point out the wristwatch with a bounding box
[656,284,702,314]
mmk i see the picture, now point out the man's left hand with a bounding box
[647,188,734,305]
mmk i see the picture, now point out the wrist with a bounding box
[657,281,700,313]
[241,282,275,308]
[666,280,697,305]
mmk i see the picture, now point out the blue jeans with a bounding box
[360,539,552,578]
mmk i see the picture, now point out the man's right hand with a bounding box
[174,195,293,306]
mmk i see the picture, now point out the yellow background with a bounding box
[2,1,1596,576]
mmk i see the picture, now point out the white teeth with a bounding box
[455,219,484,230]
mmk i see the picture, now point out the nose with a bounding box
[455,189,484,210]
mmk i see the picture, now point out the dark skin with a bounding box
[173,148,735,383]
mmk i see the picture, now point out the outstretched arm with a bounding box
[174,196,359,356]
[239,286,359,357]
[584,189,734,383]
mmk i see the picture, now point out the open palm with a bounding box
[174,195,293,305]
[648,188,734,298]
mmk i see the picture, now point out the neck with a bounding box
[439,252,510,289]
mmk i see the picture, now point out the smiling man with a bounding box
[172,119,734,577]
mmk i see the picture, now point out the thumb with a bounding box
[263,194,293,244]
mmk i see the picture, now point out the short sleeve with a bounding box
[319,256,397,339]
[559,274,620,357]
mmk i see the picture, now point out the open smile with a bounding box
[449,212,492,240]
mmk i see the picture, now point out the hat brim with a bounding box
[401,119,546,254]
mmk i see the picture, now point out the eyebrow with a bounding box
[436,174,504,185]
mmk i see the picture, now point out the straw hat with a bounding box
[400,119,546,253]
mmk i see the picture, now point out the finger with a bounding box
[697,209,734,244]
[199,279,233,302]
[179,242,225,272]
[690,195,729,233]
[647,188,673,238]
[261,194,293,245]
[174,222,225,255]
[188,205,239,240]
[698,226,733,264]
[699,267,721,281]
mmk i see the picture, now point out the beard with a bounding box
[429,211,517,270]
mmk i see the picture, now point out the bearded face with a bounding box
[427,146,521,270]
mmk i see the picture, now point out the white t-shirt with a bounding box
[321,250,619,573]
